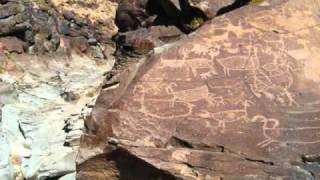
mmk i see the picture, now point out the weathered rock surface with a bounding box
[0,0,118,55]
[49,0,118,42]
[115,0,235,33]
[78,0,320,179]
[0,53,114,179]
[114,26,185,60]
[0,0,29,36]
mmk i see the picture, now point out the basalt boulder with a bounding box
[78,0,320,179]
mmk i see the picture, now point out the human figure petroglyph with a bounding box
[215,35,260,77]
[251,115,320,148]
[198,100,253,131]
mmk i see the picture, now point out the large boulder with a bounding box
[78,0,320,179]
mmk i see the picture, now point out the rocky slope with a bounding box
[77,0,320,179]
[2,0,320,179]
[0,0,117,179]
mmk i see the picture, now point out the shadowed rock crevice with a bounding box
[77,148,179,180]
[216,0,251,16]
[112,0,211,62]
[106,148,178,180]
[145,0,208,34]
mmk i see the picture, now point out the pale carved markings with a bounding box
[133,84,195,120]
[133,82,231,120]
[197,100,253,131]
[157,58,217,80]
[128,17,316,151]
[165,83,224,108]
[215,34,261,77]
[245,69,298,106]
[156,45,220,80]
[251,115,320,148]
[216,55,259,76]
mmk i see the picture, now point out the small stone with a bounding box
[24,30,34,44]
[107,137,119,145]
[91,46,104,59]
[71,36,88,53]
[87,38,97,46]
[0,37,26,54]
[61,91,79,102]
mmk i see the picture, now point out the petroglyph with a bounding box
[166,83,213,105]
[133,84,195,119]
[80,0,320,179]
[198,100,252,131]
[251,115,320,148]
[158,57,217,80]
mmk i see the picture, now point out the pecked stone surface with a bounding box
[0,53,114,179]
[78,0,320,179]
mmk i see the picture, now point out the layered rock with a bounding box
[0,0,29,36]
[49,0,118,42]
[113,0,239,61]
[78,0,320,179]
[0,53,115,179]
[0,0,118,55]
[0,0,121,179]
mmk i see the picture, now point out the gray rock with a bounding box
[59,172,76,180]
[0,53,115,179]
[88,38,98,46]
[91,46,104,59]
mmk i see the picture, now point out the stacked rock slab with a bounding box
[0,0,29,35]
[113,0,236,60]
[78,0,320,179]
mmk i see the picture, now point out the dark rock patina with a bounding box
[79,0,320,179]
[0,0,29,36]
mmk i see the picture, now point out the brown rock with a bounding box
[72,36,89,53]
[0,37,26,53]
[114,26,184,57]
[0,42,4,53]
[78,0,320,179]
[0,0,29,35]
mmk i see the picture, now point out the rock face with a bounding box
[49,0,118,42]
[0,0,118,55]
[78,0,320,179]
[0,53,114,179]
[0,0,119,179]
[0,0,29,35]
[113,0,236,60]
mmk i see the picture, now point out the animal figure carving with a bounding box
[134,84,195,119]
[166,83,221,107]
[251,115,320,148]
[198,101,253,131]
[216,56,259,76]
[158,58,217,79]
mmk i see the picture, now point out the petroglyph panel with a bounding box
[84,0,320,178]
